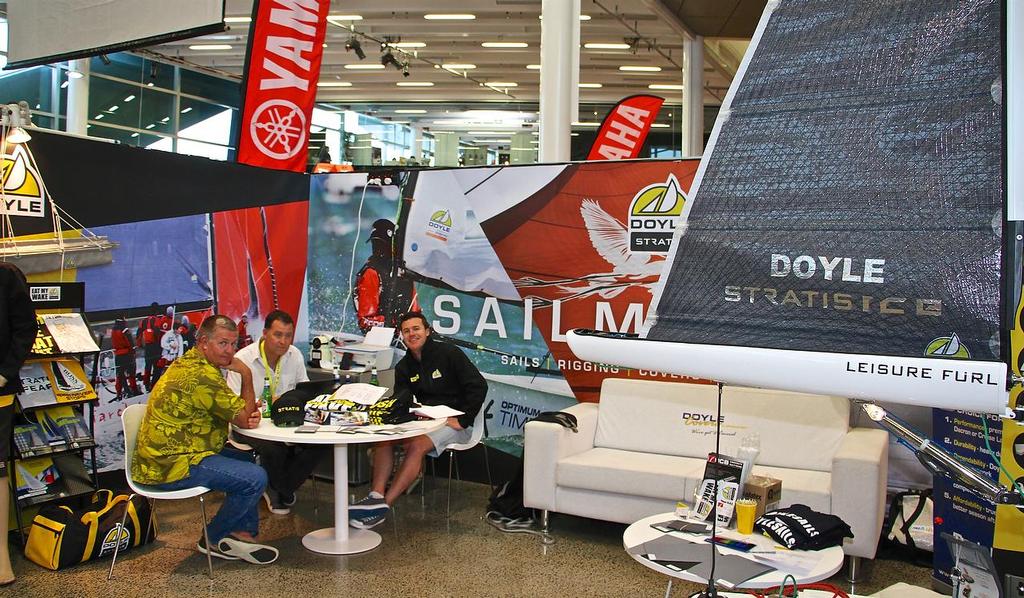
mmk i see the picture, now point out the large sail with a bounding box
[568,0,1010,414]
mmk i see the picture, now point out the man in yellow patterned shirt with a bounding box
[132,315,277,565]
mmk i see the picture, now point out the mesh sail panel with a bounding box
[649,0,1004,361]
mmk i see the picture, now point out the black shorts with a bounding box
[0,394,14,477]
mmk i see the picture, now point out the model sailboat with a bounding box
[567,0,1022,502]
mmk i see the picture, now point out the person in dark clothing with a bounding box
[348,311,487,529]
[0,262,38,585]
[353,219,418,333]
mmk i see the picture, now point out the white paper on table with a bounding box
[411,404,464,419]
[329,383,389,406]
[749,549,819,576]
[40,314,100,353]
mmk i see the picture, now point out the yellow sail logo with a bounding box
[925,333,971,359]
[630,173,686,217]
[426,208,453,242]
[1,143,46,217]
[628,173,686,253]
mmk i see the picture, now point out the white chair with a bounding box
[108,404,214,580]
[439,406,491,518]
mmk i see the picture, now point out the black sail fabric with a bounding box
[648,0,1004,362]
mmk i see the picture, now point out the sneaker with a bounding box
[349,494,388,513]
[196,536,239,560]
[217,535,279,565]
[280,491,297,508]
[349,509,388,530]
[263,491,291,515]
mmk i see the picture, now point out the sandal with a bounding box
[217,535,279,565]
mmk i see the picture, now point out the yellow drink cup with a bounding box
[735,499,758,535]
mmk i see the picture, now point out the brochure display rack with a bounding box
[8,282,100,543]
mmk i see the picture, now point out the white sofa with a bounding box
[524,378,888,565]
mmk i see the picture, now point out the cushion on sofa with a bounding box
[594,379,850,472]
[721,386,849,472]
[594,379,719,458]
[557,447,706,501]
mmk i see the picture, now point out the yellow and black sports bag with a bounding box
[25,489,157,570]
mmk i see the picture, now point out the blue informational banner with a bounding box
[931,409,1003,586]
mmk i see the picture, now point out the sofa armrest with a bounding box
[523,402,599,511]
[830,427,888,559]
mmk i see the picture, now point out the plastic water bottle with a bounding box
[332,362,341,383]
[370,367,379,386]
[260,378,272,418]
[737,432,761,490]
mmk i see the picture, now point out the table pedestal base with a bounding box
[302,527,381,554]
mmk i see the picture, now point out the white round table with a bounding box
[235,418,445,555]
[623,513,845,594]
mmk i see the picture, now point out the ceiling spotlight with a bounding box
[402,63,410,77]
[345,37,365,60]
[381,52,403,70]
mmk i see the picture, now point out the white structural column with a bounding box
[681,35,704,156]
[1008,0,1022,220]
[510,132,536,164]
[539,0,579,163]
[433,132,460,167]
[66,59,90,136]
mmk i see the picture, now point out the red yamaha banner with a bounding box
[586,95,665,161]
[237,0,330,172]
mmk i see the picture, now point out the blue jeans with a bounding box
[153,445,267,544]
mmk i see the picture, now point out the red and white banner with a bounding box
[586,94,665,161]
[236,0,330,172]
[216,0,328,322]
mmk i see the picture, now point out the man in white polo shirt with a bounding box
[226,310,327,514]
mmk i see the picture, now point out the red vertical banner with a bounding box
[586,95,665,161]
[215,0,328,320]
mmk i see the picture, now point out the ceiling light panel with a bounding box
[620,65,662,72]
[481,42,529,48]
[424,14,476,20]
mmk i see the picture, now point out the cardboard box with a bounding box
[742,475,782,518]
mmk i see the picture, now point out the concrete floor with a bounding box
[6,477,937,597]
